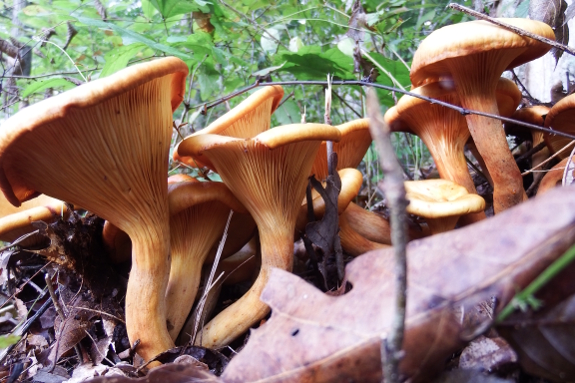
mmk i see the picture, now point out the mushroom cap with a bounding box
[0,194,68,243]
[0,56,188,209]
[168,180,247,217]
[177,123,342,173]
[167,173,198,184]
[410,19,555,87]
[310,118,372,180]
[544,93,575,159]
[506,105,550,156]
[387,77,521,133]
[173,85,284,168]
[537,157,574,195]
[404,179,485,218]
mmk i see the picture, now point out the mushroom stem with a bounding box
[450,62,526,213]
[196,224,293,348]
[127,226,173,360]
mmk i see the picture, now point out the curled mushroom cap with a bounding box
[0,57,189,361]
[310,118,372,181]
[537,157,574,195]
[0,194,68,244]
[404,179,485,235]
[339,212,390,257]
[544,93,575,159]
[166,180,247,340]
[173,85,284,169]
[177,123,341,348]
[410,19,554,213]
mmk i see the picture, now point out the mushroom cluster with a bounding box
[0,15,564,362]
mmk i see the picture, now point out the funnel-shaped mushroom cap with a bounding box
[405,179,485,234]
[311,118,372,180]
[0,194,68,243]
[166,180,247,340]
[173,85,284,168]
[545,93,575,159]
[295,168,363,233]
[409,19,552,213]
[0,57,188,361]
[411,19,555,87]
[537,157,574,195]
[167,173,198,184]
[177,123,341,348]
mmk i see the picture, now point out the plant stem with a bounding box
[366,89,409,383]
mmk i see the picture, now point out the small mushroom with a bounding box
[544,93,575,159]
[174,85,284,169]
[310,118,372,181]
[537,157,574,195]
[0,194,68,245]
[166,179,247,339]
[404,179,485,235]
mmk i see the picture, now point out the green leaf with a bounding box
[100,43,146,77]
[273,99,300,125]
[76,17,193,60]
[141,0,158,19]
[280,46,354,80]
[0,335,20,349]
[21,78,77,98]
[148,0,203,19]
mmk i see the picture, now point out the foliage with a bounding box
[0,334,20,349]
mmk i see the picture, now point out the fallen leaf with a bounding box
[432,369,513,383]
[221,187,575,383]
[88,363,222,383]
[458,335,517,371]
[529,0,569,63]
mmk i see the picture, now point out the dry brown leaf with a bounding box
[458,335,517,371]
[88,363,222,383]
[221,187,575,383]
[529,0,569,63]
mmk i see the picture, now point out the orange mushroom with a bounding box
[176,123,341,348]
[0,57,188,361]
[411,19,554,213]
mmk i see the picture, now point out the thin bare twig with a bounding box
[197,80,575,142]
[448,3,575,57]
[522,141,575,175]
[366,89,409,383]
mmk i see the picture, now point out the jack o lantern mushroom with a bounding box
[404,179,485,235]
[166,179,247,340]
[0,57,188,362]
[310,118,372,181]
[544,93,575,159]
[174,85,284,169]
[410,18,554,213]
[0,194,68,245]
[385,77,520,224]
[176,123,341,348]
[537,157,575,195]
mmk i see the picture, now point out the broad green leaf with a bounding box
[0,335,20,349]
[148,0,202,19]
[280,46,354,80]
[76,17,193,60]
[21,78,77,98]
[100,43,146,77]
[141,0,158,19]
[252,62,286,78]
[273,99,300,125]
[415,10,436,31]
